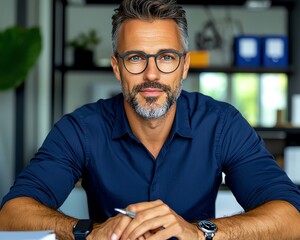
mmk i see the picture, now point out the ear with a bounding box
[111,55,121,81]
[182,52,190,80]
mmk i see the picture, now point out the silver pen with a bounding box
[114,208,137,218]
[114,208,165,230]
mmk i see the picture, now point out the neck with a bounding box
[124,101,176,158]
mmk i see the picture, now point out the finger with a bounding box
[144,230,153,238]
[145,221,182,240]
[146,226,171,240]
[127,214,170,240]
[127,199,164,213]
[146,215,200,240]
[136,202,172,222]
[122,201,171,239]
[112,214,133,240]
[153,221,189,240]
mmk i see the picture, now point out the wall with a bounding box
[24,0,52,162]
[64,4,287,114]
[0,0,17,199]
[0,0,52,200]
[289,1,300,118]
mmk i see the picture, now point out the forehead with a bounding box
[117,19,182,53]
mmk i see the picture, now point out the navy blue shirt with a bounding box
[2,91,300,222]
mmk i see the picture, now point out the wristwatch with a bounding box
[196,220,218,240]
[73,219,94,240]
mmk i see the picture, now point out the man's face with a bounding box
[111,19,190,119]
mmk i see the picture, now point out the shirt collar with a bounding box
[112,94,132,139]
[172,93,193,139]
[112,92,193,140]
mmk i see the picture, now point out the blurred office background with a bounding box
[1,0,300,218]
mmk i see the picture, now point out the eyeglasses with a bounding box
[116,50,186,74]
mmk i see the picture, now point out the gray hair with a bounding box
[111,0,189,54]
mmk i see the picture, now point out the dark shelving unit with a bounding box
[56,65,293,74]
[82,0,294,8]
[51,0,296,128]
[255,126,300,147]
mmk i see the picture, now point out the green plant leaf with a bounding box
[0,25,42,90]
[66,29,101,50]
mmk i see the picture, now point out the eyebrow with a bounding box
[122,48,183,54]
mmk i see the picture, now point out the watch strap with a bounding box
[75,236,87,240]
[205,235,213,240]
[73,219,94,240]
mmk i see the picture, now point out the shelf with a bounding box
[52,0,296,124]
[79,0,295,8]
[188,66,292,74]
[56,65,113,72]
[56,65,293,74]
[254,127,300,144]
[255,127,300,134]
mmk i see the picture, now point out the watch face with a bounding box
[198,220,217,233]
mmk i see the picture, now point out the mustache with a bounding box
[133,82,171,93]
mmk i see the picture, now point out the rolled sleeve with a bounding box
[1,114,87,209]
[220,109,300,212]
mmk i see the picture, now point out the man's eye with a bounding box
[159,54,175,61]
[163,55,172,60]
[127,55,143,62]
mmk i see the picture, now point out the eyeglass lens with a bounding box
[120,51,183,74]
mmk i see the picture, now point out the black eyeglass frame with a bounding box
[116,50,186,74]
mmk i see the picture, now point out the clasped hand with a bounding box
[88,199,201,240]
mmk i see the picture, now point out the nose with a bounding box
[143,56,160,81]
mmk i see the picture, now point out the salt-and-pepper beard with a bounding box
[121,79,183,119]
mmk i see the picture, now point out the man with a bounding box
[1,0,300,239]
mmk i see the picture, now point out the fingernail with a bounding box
[111,233,118,240]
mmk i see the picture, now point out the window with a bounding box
[199,72,287,127]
